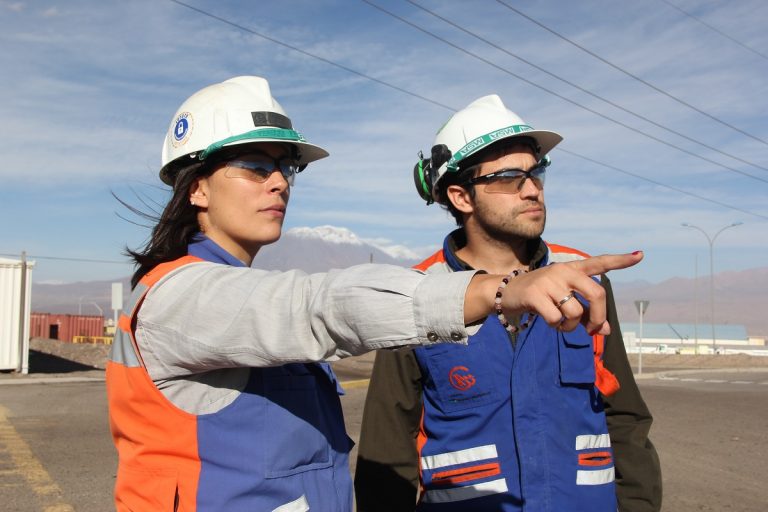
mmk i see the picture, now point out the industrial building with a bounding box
[621,322,766,355]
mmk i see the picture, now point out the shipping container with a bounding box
[0,256,35,373]
[30,313,105,343]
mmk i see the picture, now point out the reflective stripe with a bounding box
[575,434,611,450]
[271,494,309,512]
[421,444,498,470]
[432,462,501,486]
[109,329,141,367]
[422,478,508,503]
[122,282,147,316]
[578,451,613,467]
[576,467,615,485]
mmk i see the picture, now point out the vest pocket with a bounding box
[421,340,499,413]
[263,374,333,478]
[115,464,178,511]
[557,329,596,385]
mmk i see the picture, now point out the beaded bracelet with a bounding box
[494,269,535,334]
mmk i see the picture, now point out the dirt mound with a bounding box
[30,337,110,370]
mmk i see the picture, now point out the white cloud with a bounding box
[2,1,24,13]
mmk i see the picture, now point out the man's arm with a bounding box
[601,275,663,512]
[355,348,423,512]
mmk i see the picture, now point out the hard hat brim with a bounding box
[159,135,329,186]
[214,137,330,166]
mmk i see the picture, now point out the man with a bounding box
[355,95,662,511]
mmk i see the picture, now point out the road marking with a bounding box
[341,378,370,390]
[0,405,75,512]
[659,376,768,386]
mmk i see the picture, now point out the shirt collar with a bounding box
[188,234,247,267]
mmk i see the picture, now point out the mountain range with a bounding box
[29,226,767,336]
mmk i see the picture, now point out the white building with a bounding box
[0,256,35,373]
[621,322,765,355]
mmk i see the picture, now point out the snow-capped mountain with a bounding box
[286,226,423,260]
[287,226,365,246]
[253,225,421,273]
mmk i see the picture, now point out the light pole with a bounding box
[693,256,699,354]
[634,300,650,374]
[681,222,742,354]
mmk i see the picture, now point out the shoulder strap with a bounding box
[413,249,446,272]
[139,255,205,287]
[112,255,205,369]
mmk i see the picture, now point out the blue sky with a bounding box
[1,0,766,284]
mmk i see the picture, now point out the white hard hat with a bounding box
[160,76,329,185]
[415,94,563,204]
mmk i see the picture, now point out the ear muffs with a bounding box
[430,144,452,172]
[413,151,434,204]
[413,144,454,205]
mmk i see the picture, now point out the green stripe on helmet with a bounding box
[445,124,534,171]
[200,128,308,160]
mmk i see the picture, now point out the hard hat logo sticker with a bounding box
[171,112,193,148]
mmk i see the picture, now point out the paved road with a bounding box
[638,371,768,512]
[1,368,766,511]
[0,380,113,512]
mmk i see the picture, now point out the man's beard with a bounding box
[473,200,547,243]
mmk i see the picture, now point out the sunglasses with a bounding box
[220,151,299,186]
[462,163,547,194]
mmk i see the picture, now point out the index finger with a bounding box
[568,251,643,277]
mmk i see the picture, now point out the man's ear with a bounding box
[446,184,474,215]
[189,176,210,208]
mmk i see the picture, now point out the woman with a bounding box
[107,76,640,511]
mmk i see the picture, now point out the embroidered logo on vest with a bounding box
[449,366,476,391]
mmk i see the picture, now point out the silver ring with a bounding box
[556,292,575,309]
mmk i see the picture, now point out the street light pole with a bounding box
[634,300,650,374]
[681,222,742,354]
[693,255,698,354]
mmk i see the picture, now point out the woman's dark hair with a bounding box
[436,136,539,226]
[120,163,210,289]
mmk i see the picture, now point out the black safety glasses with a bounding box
[462,163,547,194]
